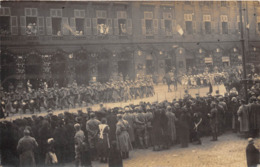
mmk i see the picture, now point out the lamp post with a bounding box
[239,1,248,102]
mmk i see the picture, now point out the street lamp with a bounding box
[239,1,248,102]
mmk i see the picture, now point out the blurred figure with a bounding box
[116,114,132,159]
[17,129,38,167]
[97,118,110,163]
[108,141,123,167]
[246,138,259,167]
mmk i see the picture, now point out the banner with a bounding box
[222,56,230,62]
[204,57,213,64]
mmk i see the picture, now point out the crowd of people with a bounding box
[181,72,227,88]
[1,79,260,167]
[0,76,154,117]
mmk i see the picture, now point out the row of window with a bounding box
[1,7,260,36]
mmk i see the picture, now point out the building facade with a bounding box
[1,1,260,88]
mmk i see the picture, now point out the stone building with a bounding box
[1,1,260,88]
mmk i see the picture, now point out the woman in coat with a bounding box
[116,114,132,159]
[97,118,110,163]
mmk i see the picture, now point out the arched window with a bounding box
[25,54,42,89]
[1,52,16,90]
[75,51,91,85]
[51,54,67,87]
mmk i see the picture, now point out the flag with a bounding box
[176,24,184,36]
[63,23,76,35]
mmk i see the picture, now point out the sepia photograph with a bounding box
[0,0,260,167]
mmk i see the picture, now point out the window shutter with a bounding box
[46,17,52,35]
[114,19,119,35]
[20,16,26,35]
[4,8,10,16]
[161,19,165,35]
[75,10,80,18]
[102,11,106,18]
[11,16,18,35]
[172,19,176,34]
[80,10,85,18]
[183,21,186,33]
[227,22,231,34]
[236,21,239,32]
[32,8,37,17]
[142,19,146,35]
[122,12,127,19]
[51,10,56,17]
[214,22,218,34]
[25,8,31,16]
[107,18,113,35]
[70,18,76,35]
[96,11,101,18]
[57,10,62,17]
[92,18,98,35]
[85,18,92,35]
[0,8,4,16]
[127,19,132,35]
[153,19,158,34]
[117,11,121,18]
[62,17,69,35]
[193,21,196,33]
[202,21,205,34]
[220,22,223,34]
[38,17,45,35]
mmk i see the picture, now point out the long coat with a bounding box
[237,105,249,132]
[165,111,177,142]
[248,103,260,130]
[178,111,190,147]
[151,110,163,146]
[17,136,38,167]
[123,113,135,142]
[246,143,259,166]
[116,119,133,152]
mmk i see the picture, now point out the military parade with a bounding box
[0,75,154,117]
[1,0,260,167]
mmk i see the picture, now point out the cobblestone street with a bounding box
[89,132,259,167]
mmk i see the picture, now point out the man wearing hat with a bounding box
[248,96,260,138]
[208,102,218,141]
[165,106,177,146]
[123,107,136,147]
[86,112,101,160]
[237,99,250,137]
[230,97,240,133]
[134,107,147,149]
[17,129,38,167]
[246,138,259,167]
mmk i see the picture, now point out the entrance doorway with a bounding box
[118,60,130,80]
[51,54,66,87]
[146,60,154,75]
[186,59,194,71]
[25,55,42,89]
[165,58,172,73]
[98,61,109,83]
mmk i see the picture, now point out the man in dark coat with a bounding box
[108,141,123,167]
[179,107,190,148]
[208,102,218,141]
[248,97,260,138]
[246,138,259,167]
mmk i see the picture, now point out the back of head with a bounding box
[23,129,30,136]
